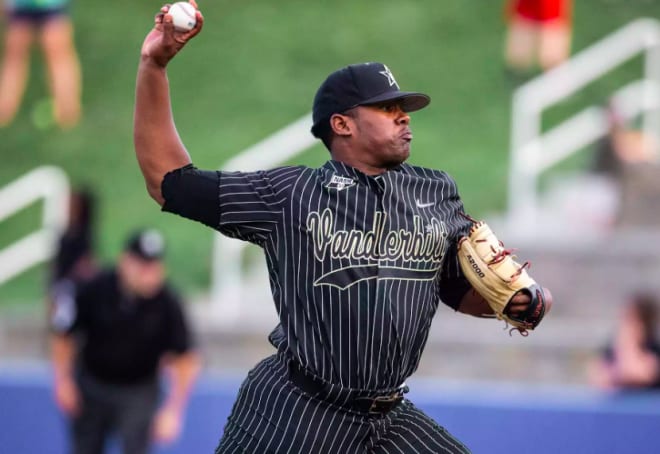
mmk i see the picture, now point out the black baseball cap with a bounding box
[310,62,431,137]
[124,229,165,261]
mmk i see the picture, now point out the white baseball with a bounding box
[168,2,197,32]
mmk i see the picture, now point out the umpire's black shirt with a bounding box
[52,269,192,384]
[163,160,471,390]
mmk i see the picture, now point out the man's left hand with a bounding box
[152,405,183,444]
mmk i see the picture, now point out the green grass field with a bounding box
[2,0,659,305]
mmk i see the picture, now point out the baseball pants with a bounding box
[215,354,471,454]
[71,371,160,454]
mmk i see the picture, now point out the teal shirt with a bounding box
[7,0,69,11]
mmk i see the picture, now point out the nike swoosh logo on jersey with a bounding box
[416,200,435,208]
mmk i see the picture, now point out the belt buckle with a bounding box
[368,392,403,415]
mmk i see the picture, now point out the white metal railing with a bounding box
[508,18,660,236]
[0,166,70,286]
[209,114,316,324]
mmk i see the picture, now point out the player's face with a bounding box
[349,102,412,168]
[119,253,165,298]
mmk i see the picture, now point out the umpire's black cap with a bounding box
[124,229,165,262]
[310,62,430,137]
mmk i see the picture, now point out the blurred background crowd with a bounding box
[2,0,660,453]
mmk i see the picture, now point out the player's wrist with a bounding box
[161,399,185,417]
[53,371,75,386]
[140,54,169,70]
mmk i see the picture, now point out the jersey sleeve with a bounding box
[49,279,78,334]
[50,276,94,334]
[436,172,473,310]
[161,164,302,244]
[163,288,194,354]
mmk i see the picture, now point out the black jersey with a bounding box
[51,269,193,384]
[163,160,472,390]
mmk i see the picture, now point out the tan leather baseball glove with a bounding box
[457,219,548,335]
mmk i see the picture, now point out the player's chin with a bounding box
[380,142,410,168]
[383,152,408,169]
[399,144,411,162]
[402,136,413,151]
[394,141,411,160]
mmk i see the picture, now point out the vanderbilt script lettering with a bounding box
[307,209,448,263]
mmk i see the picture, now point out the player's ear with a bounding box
[330,112,353,138]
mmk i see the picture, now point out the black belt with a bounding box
[287,361,407,415]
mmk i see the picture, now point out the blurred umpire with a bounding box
[133,2,551,453]
[50,229,201,454]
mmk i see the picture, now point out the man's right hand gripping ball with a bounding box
[141,1,204,67]
[457,219,551,335]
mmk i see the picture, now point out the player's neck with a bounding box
[330,150,388,176]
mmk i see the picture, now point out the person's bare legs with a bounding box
[0,21,34,127]
[504,17,538,73]
[538,21,571,71]
[40,16,81,129]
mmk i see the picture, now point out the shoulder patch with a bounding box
[50,280,77,332]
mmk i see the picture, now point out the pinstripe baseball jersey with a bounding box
[163,159,472,391]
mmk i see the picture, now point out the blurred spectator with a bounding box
[504,0,573,78]
[48,188,98,338]
[588,292,660,391]
[539,101,659,232]
[0,0,81,129]
[49,188,98,287]
[592,101,659,178]
[50,229,201,454]
[590,101,659,227]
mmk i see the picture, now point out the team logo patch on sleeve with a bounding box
[50,280,77,332]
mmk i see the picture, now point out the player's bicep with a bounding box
[161,164,221,229]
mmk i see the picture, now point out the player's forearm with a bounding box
[51,334,82,415]
[457,289,495,317]
[134,57,191,205]
[50,334,76,381]
[162,351,201,411]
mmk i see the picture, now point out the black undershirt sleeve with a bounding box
[161,164,221,229]
[438,276,472,311]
